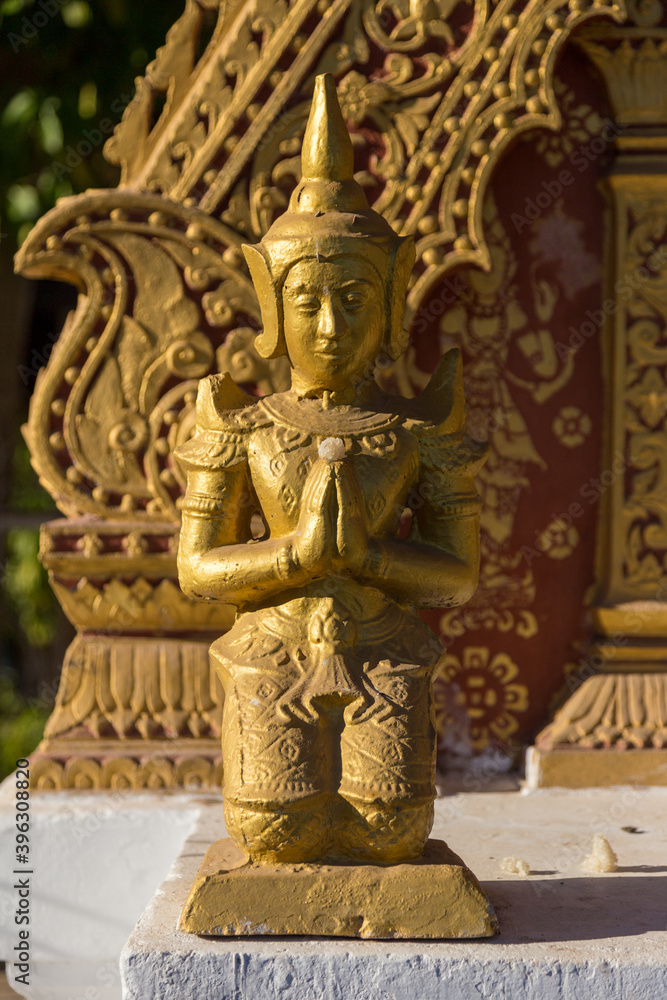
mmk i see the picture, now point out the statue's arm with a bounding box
[177,467,307,606]
[353,350,486,609]
[357,428,484,609]
[178,454,344,606]
[356,489,480,609]
[359,488,481,609]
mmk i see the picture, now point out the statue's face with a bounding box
[282,257,384,392]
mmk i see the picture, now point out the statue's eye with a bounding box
[295,295,320,314]
[342,290,366,310]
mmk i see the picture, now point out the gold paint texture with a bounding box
[179,838,499,939]
[177,75,486,865]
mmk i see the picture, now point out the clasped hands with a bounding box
[291,456,369,578]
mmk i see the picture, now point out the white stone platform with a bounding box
[0,779,212,1000]
[121,786,667,1000]
[1,778,665,1000]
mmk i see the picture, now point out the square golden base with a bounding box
[179,838,498,939]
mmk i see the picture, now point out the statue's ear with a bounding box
[242,244,285,359]
[386,236,416,360]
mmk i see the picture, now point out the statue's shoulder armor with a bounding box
[404,349,488,477]
[174,373,268,471]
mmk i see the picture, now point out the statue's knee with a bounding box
[224,796,331,863]
[336,795,434,862]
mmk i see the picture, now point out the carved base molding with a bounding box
[31,518,227,790]
[30,737,223,791]
[532,645,667,785]
[536,671,667,751]
[44,632,224,743]
[31,633,224,790]
[526,747,667,788]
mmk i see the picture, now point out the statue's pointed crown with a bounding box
[262,73,397,243]
[299,71,356,195]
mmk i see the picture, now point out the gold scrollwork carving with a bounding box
[532,24,667,784]
[19,193,256,520]
[619,197,667,590]
[18,2,624,526]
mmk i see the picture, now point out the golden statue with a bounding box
[177,75,496,938]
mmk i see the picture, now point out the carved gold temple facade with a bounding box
[532,7,667,784]
[16,0,667,790]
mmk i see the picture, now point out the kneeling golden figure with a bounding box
[177,74,497,938]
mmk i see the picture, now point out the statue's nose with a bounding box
[318,298,348,340]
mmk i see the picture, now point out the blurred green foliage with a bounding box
[0,0,184,247]
[0,0,186,775]
[5,528,58,647]
[8,428,55,513]
[0,439,61,778]
[0,668,51,779]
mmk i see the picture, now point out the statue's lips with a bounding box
[313,344,346,359]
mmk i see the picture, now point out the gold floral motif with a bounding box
[337,71,391,126]
[439,606,539,641]
[578,35,667,126]
[530,76,606,168]
[552,406,593,447]
[626,365,667,429]
[438,647,529,749]
[538,518,580,560]
[619,199,667,590]
[431,192,580,638]
[215,327,290,397]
